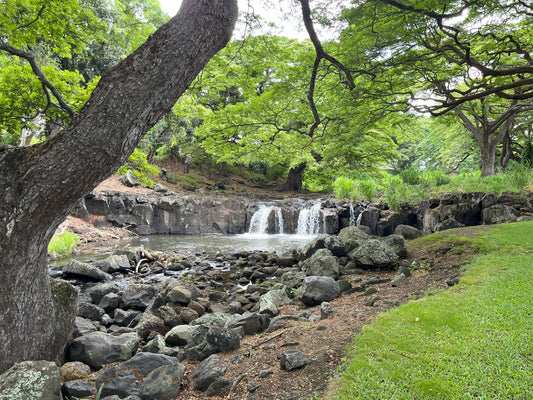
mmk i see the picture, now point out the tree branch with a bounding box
[0,42,76,119]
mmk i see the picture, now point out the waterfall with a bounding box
[349,203,356,227]
[297,203,322,235]
[248,204,284,234]
[356,211,363,227]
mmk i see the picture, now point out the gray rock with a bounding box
[281,270,306,289]
[258,285,290,316]
[72,316,97,339]
[166,286,192,305]
[382,235,407,258]
[227,312,270,335]
[96,353,179,398]
[190,312,233,327]
[258,370,274,378]
[279,350,307,371]
[140,364,186,400]
[67,331,139,369]
[365,294,380,306]
[87,283,120,304]
[0,361,60,400]
[300,234,346,259]
[301,248,340,280]
[179,307,200,324]
[122,169,140,187]
[114,309,142,327]
[394,224,423,239]
[189,355,227,392]
[155,305,181,327]
[165,325,199,346]
[482,204,520,225]
[205,379,231,397]
[349,239,398,269]
[320,302,335,319]
[181,325,241,361]
[397,264,411,277]
[77,302,105,322]
[99,254,131,273]
[299,276,340,306]
[99,292,121,313]
[338,226,370,251]
[391,273,406,287]
[63,260,111,282]
[121,284,157,311]
[61,380,93,399]
[135,313,165,339]
[154,183,168,193]
[434,217,465,232]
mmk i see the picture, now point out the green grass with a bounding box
[332,221,533,400]
[48,231,80,260]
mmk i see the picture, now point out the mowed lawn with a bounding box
[332,221,533,400]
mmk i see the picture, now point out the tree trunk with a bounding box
[286,163,306,191]
[480,141,497,177]
[0,0,237,373]
[499,131,512,171]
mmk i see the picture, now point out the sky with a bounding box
[158,0,308,40]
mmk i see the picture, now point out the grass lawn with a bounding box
[332,221,533,400]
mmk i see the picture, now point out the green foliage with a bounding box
[48,231,80,260]
[117,149,160,188]
[334,221,533,400]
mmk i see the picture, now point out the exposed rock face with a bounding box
[0,361,61,400]
[481,204,520,224]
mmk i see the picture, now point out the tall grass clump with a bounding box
[333,176,357,199]
[48,231,80,260]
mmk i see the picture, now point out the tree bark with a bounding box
[286,163,306,191]
[0,0,237,373]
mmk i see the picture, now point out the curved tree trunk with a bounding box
[286,163,306,191]
[0,0,237,373]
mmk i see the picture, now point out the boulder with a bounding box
[337,226,370,252]
[86,283,120,304]
[114,309,142,327]
[482,204,520,225]
[301,248,340,280]
[227,312,270,335]
[121,169,140,187]
[140,364,186,400]
[190,312,234,328]
[98,254,131,273]
[61,380,93,399]
[188,355,227,392]
[279,350,308,371]
[60,361,91,382]
[299,234,346,259]
[77,302,105,322]
[382,235,407,259]
[67,331,139,369]
[72,316,97,339]
[155,305,181,327]
[166,286,192,305]
[281,270,306,289]
[0,361,61,400]
[165,325,199,347]
[258,284,290,316]
[349,239,398,269]
[95,353,179,398]
[394,224,423,239]
[98,292,121,313]
[134,313,166,339]
[299,276,340,306]
[181,325,241,361]
[121,284,157,311]
[62,260,111,282]
[376,210,408,236]
[434,217,465,232]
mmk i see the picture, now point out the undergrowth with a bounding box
[332,221,533,400]
[48,231,80,260]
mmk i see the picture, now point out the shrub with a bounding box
[117,148,160,188]
[333,176,356,199]
[48,231,80,260]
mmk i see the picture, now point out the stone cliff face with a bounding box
[78,190,533,236]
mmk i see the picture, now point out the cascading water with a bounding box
[248,204,284,234]
[349,203,356,227]
[297,202,322,235]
